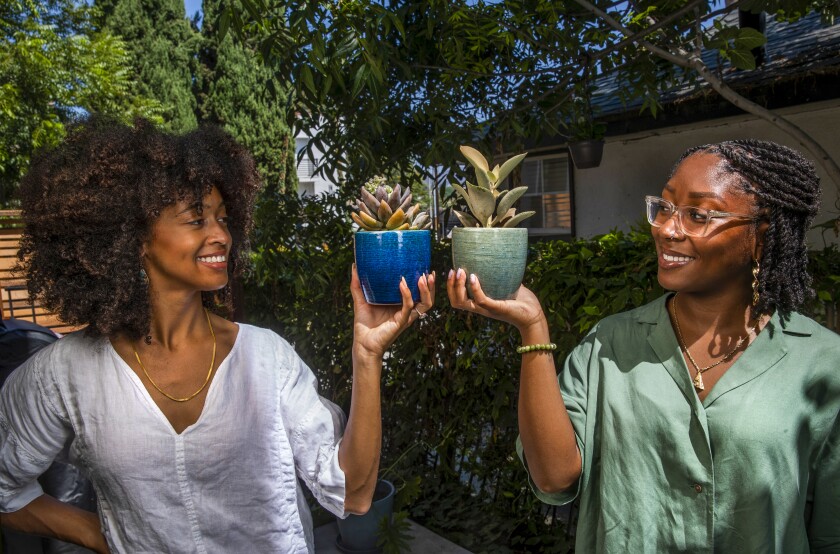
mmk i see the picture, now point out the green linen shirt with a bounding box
[518,294,840,553]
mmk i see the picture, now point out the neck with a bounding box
[673,286,755,335]
[146,290,210,349]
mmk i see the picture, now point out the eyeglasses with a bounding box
[644,195,758,238]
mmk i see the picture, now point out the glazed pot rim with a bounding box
[452,226,528,232]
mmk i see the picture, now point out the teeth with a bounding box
[198,255,227,263]
[663,253,693,263]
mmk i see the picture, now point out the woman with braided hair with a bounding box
[0,117,435,552]
[448,139,839,551]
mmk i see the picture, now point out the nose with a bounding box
[207,218,231,247]
[658,211,684,239]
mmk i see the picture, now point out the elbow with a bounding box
[532,472,579,495]
[343,496,372,516]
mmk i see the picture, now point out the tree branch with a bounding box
[573,0,840,192]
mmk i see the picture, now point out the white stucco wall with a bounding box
[565,99,840,246]
[295,133,341,196]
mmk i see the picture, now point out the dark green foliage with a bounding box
[100,0,198,132]
[245,190,840,551]
[195,0,297,192]
[0,0,162,207]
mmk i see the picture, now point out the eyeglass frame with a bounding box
[644,195,761,237]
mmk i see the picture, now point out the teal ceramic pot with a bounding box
[354,230,431,305]
[335,479,395,553]
[451,227,528,300]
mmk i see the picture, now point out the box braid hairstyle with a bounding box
[678,139,821,323]
[17,116,261,340]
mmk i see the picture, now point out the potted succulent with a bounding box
[450,145,535,300]
[352,176,432,305]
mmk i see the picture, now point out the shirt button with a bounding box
[694,484,703,493]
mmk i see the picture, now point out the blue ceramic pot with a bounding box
[354,230,431,305]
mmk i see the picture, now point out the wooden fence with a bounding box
[0,210,79,333]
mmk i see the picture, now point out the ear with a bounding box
[752,220,769,261]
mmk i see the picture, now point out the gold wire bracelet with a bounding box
[516,343,557,354]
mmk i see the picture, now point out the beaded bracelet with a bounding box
[516,343,557,354]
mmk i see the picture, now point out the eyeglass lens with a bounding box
[646,198,709,237]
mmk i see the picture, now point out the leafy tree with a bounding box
[0,0,162,206]
[99,0,199,132]
[195,0,297,192]
[224,0,840,195]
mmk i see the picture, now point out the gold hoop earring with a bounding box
[752,259,760,308]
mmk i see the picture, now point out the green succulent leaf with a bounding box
[459,145,489,172]
[496,186,528,217]
[495,153,528,185]
[502,210,536,228]
[466,182,496,226]
[451,182,469,203]
[492,207,516,226]
[452,209,480,228]
[475,169,491,190]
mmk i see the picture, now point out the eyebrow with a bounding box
[176,201,226,216]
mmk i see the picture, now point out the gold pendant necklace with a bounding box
[133,308,216,402]
[671,294,757,392]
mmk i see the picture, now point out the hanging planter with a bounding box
[568,139,605,169]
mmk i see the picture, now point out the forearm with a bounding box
[517,318,582,493]
[338,346,383,515]
[1,494,107,553]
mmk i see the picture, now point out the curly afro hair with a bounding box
[677,139,822,322]
[17,116,261,340]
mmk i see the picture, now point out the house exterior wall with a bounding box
[295,133,341,196]
[564,99,840,246]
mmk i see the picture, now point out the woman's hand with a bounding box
[350,264,436,360]
[447,268,546,333]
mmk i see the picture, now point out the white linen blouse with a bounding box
[0,324,347,553]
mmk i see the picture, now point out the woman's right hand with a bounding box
[447,268,546,333]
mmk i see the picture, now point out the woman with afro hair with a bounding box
[0,116,435,553]
[449,140,839,551]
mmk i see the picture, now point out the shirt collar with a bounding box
[634,293,814,337]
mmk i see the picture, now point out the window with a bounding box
[517,155,573,235]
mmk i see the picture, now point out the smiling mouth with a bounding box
[662,253,695,263]
[197,255,227,263]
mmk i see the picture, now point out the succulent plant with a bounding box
[351,176,432,232]
[452,145,535,228]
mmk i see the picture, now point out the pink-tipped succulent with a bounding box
[351,176,432,232]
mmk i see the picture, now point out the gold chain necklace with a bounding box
[671,294,757,392]
[133,308,216,402]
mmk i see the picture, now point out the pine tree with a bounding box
[100,0,198,132]
[195,0,297,192]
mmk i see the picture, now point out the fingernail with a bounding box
[470,273,476,284]
[457,268,464,279]
[448,269,453,280]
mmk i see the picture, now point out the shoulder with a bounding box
[587,295,668,340]
[778,312,840,362]
[234,323,293,351]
